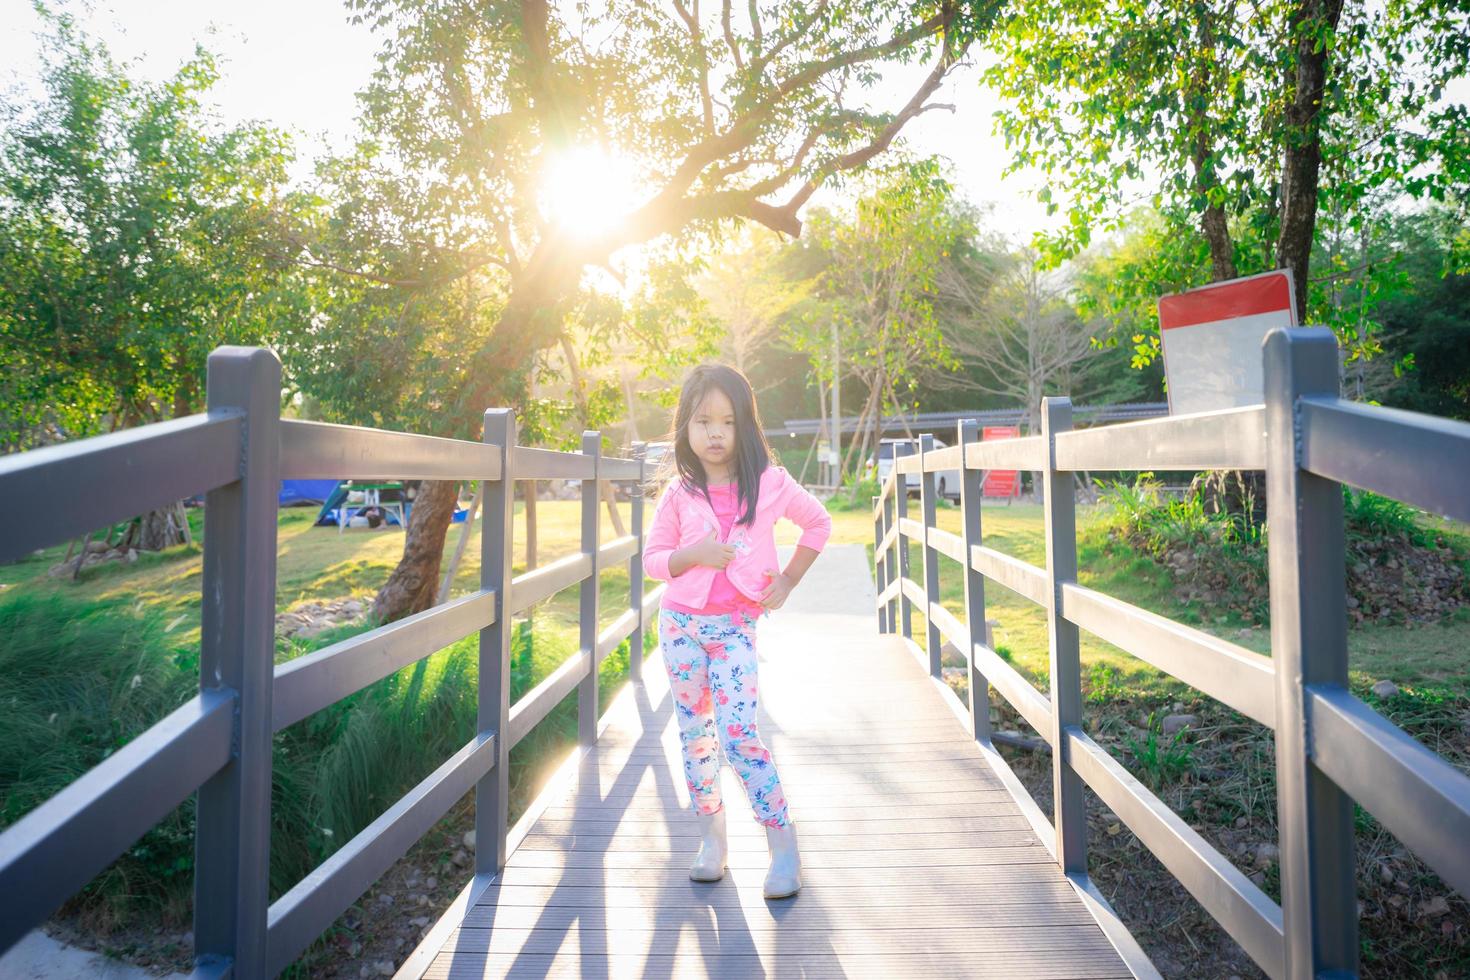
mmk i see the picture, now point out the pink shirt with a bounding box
[662,482,765,617]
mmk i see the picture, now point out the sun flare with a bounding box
[541,146,643,240]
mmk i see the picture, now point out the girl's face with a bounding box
[687,387,736,473]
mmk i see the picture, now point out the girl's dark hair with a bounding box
[662,363,773,525]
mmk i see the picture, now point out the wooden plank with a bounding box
[425,950,1131,980]
[455,900,1095,931]
[526,815,1035,837]
[536,800,1024,821]
[439,923,1127,956]
[468,879,1082,912]
[504,844,1053,870]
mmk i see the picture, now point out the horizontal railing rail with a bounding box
[0,412,245,564]
[0,345,657,977]
[872,327,1470,980]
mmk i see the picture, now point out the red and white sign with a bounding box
[1158,270,1297,415]
[981,426,1021,498]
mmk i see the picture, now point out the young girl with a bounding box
[642,364,832,899]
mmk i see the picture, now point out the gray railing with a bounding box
[0,346,661,977]
[873,327,1470,980]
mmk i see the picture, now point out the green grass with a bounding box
[850,495,1470,705]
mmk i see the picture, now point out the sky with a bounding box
[0,0,1063,238]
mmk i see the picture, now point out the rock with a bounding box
[1254,842,1280,868]
[1421,896,1450,917]
[426,876,438,890]
[451,848,470,867]
[1161,713,1199,736]
[374,959,395,976]
[377,892,394,907]
[1249,871,1266,887]
[415,893,429,907]
[85,539,111,553]
[1234,816,1248,829]
[462,829,476,850]
[348,942,363,956]
[1372,679,1399,699]
[1379,862,1394,884]
[410,916,431,929]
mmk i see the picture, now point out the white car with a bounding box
[872,437,962,502]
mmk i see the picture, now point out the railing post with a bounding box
[895,440,916,640]
[883,484,899,633]
[1263,328,1357,978]
[477,409,515,877]
[873,494,888,633]
[578,430,602,746]
[918,433,942,678]
[628,442,646,683]
[958,419,992,744]
[194,347,280,976]
[1041,396,1086,875]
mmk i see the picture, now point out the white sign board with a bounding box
[1158,269,1297,415]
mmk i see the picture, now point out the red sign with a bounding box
[981,426,1021,498]
[1158,270,1297,415]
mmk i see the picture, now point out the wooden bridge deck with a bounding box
[403,545,1133,979]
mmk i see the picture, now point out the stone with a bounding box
[410,916,431,929]
[1421,896,1450,917]
[1254,842,1280,868]
[462,829,476,850]
[348,942,363,957]
[377,892,394,906]
[1372,679,1399,699]
[426,876,438,890]
[451,848,470,867]
[1161,713,1199,736]
[374,959,395,976]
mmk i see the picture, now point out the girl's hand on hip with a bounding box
[759,569,794,610]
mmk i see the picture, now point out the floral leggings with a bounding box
[659,608,791,828]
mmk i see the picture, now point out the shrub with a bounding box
[825,473,881,513]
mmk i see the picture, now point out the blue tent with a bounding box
[313,482,470,527]
[279,480,340,507]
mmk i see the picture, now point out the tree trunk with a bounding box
[1277,0,1345,323]
[124,506,191,551]
[1201,204,1238,282]
[372,270,575,623]
[371,478,461,622]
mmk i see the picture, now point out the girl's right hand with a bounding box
[686,530,736,570]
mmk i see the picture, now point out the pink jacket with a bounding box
[642,465,833,610]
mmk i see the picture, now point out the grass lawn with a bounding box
[829,499,1470,703]
[0,497,649,660]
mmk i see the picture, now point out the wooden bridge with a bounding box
[400,544,1133,979]
[1,330,1468,979]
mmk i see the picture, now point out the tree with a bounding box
[788,167,967,482]
[0,11,305,548]
[298,0,1002,621]
[698,227,807,380]
[985,0,1470,322]
[937,245,1105,436]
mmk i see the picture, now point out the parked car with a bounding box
[871,437,962,502]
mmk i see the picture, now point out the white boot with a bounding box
[689,808,728,882]
[763,822,801,899]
